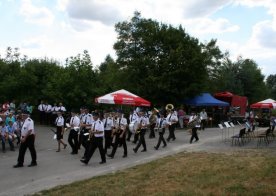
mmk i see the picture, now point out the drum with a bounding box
[129,121,138,133]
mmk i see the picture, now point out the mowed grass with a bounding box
[35,150,276,196]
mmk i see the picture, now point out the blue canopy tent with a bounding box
[184,93,229,106]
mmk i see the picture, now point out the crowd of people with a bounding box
[0,100,209,168]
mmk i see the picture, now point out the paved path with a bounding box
[0,125,275,196]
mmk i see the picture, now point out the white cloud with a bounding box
[19,0,54,26]
[185,18,239,36]
[65,0,123,26]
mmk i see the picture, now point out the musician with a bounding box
[154,112,167,150]
[127,110,138,141]
[107,112,127,158]
[189,112,200,144]
[149,109,158,138]
[78,107,91,150]
[133,111,149,153]
[80,112,106,165]
[166,109,178,142]
[68,110,80,154]
[38,100,46,125]
[103,112,114,154]
[13,111,37,168]
[55,111,67,152]
[45,101,52,125]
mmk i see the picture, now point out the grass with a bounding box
[34,150,276,196]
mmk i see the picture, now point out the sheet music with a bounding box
[218,124,224,129]
[224,122,231,128]
[230,122,235,127]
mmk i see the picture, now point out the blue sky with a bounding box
[0,0,275,77]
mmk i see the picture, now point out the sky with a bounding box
[0,0,275,76]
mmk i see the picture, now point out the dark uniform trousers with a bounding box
[134,129,147,151]
[155,128,166,148]
[78,128,89,150]
[126,127,132,141]
[110,131,127,157]
[68,129,79,153]
[190,127,199,143]
[17,134,37,165]
[133,131,139,143]
[167,124,176,141]
[85,136,106,163]
[104,130,112,153]
[201,119,206,130]
[149,123,156,138]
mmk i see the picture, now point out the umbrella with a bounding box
[250,98,276,109]
[95,89,151,107]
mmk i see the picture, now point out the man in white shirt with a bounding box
[81,112,106,165]
[166,109,178,142]
[189,112,200,144]
[107,111,127,158]
[68,110,80,154]
[38,100,46,125]
[127,110,138,141]
[200,109,208,130]
[103,112,114,154]
[133,111,149,153]
[55,111,67,152]
[154,112,167,150]
[13,111,37,168]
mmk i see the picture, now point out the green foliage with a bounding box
[266,74,276,100]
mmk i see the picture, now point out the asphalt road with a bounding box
[0,124,275,196]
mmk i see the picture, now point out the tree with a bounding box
[266,74,276,100]
[114,12,209,105]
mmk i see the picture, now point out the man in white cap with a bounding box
[13,111,37,168]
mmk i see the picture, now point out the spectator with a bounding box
[177,107,185,129]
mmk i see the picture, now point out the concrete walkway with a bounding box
[0,125,275,196]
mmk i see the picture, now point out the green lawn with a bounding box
[34,150,276,196]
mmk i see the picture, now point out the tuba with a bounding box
[166,104,174,111]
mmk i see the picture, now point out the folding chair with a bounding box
[256,128,271,147]
[218,124,224,142]
[231,128,246,146]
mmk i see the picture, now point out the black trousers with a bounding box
[190,127,199,143]
[167,124,176,141]
[155,128,166,148]
[110,133,127,156]
[133,131,139,143]
[149,123,156,138]
[126,129,132,141]
[68,129,79,153]
[134,129,146,151]
[17,135,37,165]
[86,137,106,163]
[78,129,89,149]
[104,130,112,153]
[201,119,206,130]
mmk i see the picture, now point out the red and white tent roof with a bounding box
[95,89,151,107]
[250,98,276,109]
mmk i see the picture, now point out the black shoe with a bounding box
[141,149,147,152]
[28,162,37,167]
[13,164,23,168]
[99,161,106,164]
[162,144,167,148]
[154,146,158,150]
[71,151,77,155]
[133,148,137,153]
[107,154,114,159]
[166,139,170,142]
[132,141,136,144]
[127,139,130,141]
[195,139,199,142]
[172,138,176,141]
[122,154,127,158]
[80,159,88,165]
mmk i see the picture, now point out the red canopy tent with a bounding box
[214,91,247,115]
[250,99,276,109]
[95,89,151,107]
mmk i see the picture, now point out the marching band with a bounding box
[0,102,206,168]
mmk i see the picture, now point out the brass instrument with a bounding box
[187,115,200,129]
[166,104,174,111]
[87,124,95,141]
